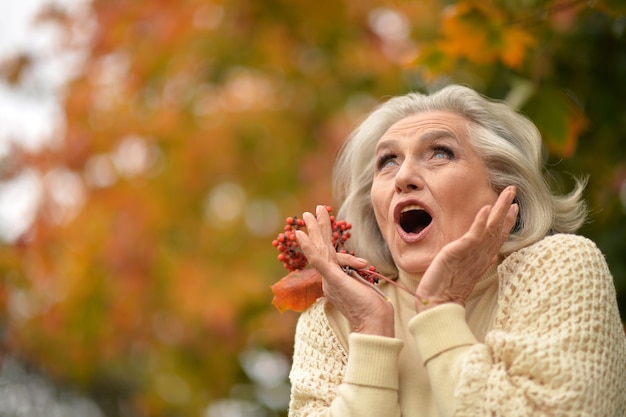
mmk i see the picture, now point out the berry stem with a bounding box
[359,269,419,300]
[341,267,389,300]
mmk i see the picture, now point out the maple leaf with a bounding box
[270,269,323,313]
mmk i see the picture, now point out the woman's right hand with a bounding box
[414,186,518,312]
[296,205,395,337]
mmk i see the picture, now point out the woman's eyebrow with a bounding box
[374,139,399,154]
[419,130,459,145]
[375,129,460,155]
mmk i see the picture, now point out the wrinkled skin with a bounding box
[296,111,519,335]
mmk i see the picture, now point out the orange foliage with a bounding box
[271,269,323,313]
[500,26,536,69]
[433,2,536,70]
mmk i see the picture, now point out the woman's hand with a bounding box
[415,186,519,313]
[296,205,395,337]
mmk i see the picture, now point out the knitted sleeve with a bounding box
[288,298,404,417]
[454,234,626,416]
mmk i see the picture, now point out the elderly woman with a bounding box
[289,85,626,416]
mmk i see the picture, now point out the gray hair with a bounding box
[333,85,587,278]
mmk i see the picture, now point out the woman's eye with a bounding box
[376,154,397,170]
[432,146,454,160]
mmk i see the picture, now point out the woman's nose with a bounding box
[394,161,424,193]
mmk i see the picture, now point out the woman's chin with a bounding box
[393,256,431,277]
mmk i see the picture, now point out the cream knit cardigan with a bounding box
[288,234,626,416]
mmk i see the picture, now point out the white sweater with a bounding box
[288,234,626,416]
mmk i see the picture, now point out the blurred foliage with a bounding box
[0,0,625,415]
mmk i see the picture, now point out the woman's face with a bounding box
[371,110,498,275]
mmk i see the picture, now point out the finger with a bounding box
[489,204,517,263]
[294,228,315,258]
[297,213,325,257]
[336,252,369,269]
[485,186,516,237]
[301,211,324,249]
[316,205,333,247]
[301,211,339,266]
[465,204,491,239]
[302,208,334,252]
[488,186,516,225]
[501,203,519,237]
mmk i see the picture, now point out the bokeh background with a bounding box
[0,0,625,416]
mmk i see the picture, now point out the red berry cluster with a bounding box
[272,215,308,271]
[272,206,379,284]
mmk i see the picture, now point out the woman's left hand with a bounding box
[415,186,519,313]
[296,205,395,337]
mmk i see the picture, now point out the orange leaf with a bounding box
[500,26,535,69]
[270,269,323,313]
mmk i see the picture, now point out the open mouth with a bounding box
[399,208,432,234]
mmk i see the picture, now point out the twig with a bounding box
[341,266,420,301]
